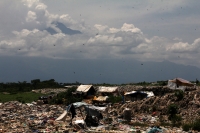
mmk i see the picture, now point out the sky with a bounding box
[0,0,200,83]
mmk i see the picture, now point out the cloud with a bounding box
[173,37,182,42]
[26,11,37,22]
[1,0,200,67]
[121,23,142,34]
[168,38,200,53]
[88,34,123,45]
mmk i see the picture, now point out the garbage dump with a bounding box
[0,85,200,132]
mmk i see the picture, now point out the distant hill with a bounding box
[0,56,199,84]
[45,22,81,35]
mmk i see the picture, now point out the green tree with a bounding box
[49,87,82,105]
[196,79,199,85]
[31,79,40,89]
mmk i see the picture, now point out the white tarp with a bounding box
[146,91,155,97]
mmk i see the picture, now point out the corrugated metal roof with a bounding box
[76,85,93,92]
[98,86,118,93]
[170,78,194,86]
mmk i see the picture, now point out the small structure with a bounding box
[75,85,96,98]
[66,102,106,127]
[97,86,119,96]
[124,91,154,101]
[168,78,195,91]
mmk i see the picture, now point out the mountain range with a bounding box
[0,56,199,84]
[45,22,81,35]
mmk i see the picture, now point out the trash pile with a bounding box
[0,85,199,132]
[0,101,70,132]
[117,87,200,123]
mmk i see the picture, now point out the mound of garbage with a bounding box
[113,86,199,123]
[0,85,200,132]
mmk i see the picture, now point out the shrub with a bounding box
[182,119,200,131]
[167,104,182,127]
[182,123,193,131]
[49,87,82,105]
[192,119,200,131]
[174,90,184,100]
[170,115,182,127]
[109,95,122,104]
[167,104,178,116]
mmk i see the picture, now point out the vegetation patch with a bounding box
[109,95,122,104]
[0,92,44,103]
[49,87,82,105]
[174,90,184,101]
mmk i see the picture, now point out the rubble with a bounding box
[0,101,70,132]
[0,86,200,132]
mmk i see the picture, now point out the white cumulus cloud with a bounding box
[1,0,200,67]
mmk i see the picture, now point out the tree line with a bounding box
[0,78,199,94]
[0,79,81,94]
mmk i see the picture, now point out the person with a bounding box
[67,104,76,124]
[122,91,125,104]
[70,104,76,123]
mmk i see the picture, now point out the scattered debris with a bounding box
[0,85,200,132]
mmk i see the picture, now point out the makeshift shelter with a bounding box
[66,102,107,127]
[97,86,119,96]
[124,91,154,101]
[75,85,96,98]
[168,78,195,91]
